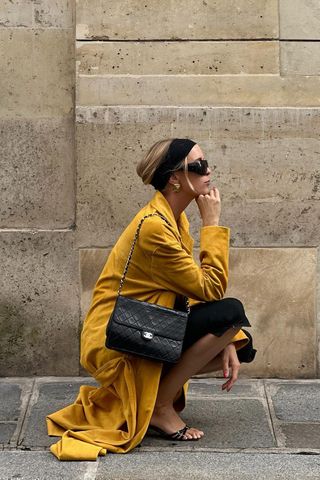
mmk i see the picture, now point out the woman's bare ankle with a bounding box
[153,399,172,412]
[150,406,204,439]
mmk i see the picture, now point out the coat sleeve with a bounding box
[140,220,230,302]
[140,219,249,349]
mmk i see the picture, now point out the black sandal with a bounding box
[148,424,199,441]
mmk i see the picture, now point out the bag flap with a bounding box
[110,295,187,341]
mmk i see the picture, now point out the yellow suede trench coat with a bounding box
[46,190,249,461]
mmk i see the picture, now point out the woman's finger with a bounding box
[222,354,229,379]
[211,187,220,201]
[225,364,240,392]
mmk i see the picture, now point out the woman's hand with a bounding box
[221,343,240,392]
[195,187,221,226]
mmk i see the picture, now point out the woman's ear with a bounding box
[167,172,180,186]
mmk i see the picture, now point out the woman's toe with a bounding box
[186,427,204,440]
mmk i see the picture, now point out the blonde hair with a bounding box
[136,139,173,185]
[136,138,198,193]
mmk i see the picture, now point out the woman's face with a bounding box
[175,144,212,196]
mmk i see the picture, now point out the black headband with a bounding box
[150,138,196,191]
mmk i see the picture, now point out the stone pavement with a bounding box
[0,377,320,479]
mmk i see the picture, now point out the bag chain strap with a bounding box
[117,212,190,315]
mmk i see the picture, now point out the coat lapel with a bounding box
[148,191,194,255]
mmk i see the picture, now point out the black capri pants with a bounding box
[175,297,256,364]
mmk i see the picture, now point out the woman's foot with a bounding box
[150,403,204,440]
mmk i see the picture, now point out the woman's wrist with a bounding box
[201,217,220,227]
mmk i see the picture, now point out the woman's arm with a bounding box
[141,219,229,301]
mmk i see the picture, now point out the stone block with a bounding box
[23,380,97,447]
[0,424,17,445]
[79,248,110,319]
[0,28,74,118]
[227,249,317,378]
[96,453,320,480]
[142,398,274,448]
[1,452,319,480]
[268,383,320,421]
[76,106,320,248]
[77,74,320,107]
[0,231,80,376]
[0,1,32,27]
[33,0,74,29]
[76,0,278,40]
[0,452,90,480]
[281,42,320,76]
[187,379,264,398]
[317,252,320,375]
[0,384,22,421]
[280,0,320,40]
[280,423,320,449]
[0,117,75,228]
[0,0,74,28]
[77,41,279,75]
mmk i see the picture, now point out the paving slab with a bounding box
[97,451,320,480]
[268,383,320,422]
[0,384,22,421]
[188,379,264,398]
[142,398,275,449]
[281,424,320,449]
[22,380,97,448]
[0,452,93,480]
[0,380,33,447]
[2,377,320,457]
[0,423,17,445]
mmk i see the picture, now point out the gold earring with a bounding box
[172,183,181,193]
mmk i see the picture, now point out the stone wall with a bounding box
[1,0,319,377]
[0,1,78,375]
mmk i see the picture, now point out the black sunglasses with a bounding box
[178,159,209,175]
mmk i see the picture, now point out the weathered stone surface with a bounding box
[281,42,320,75]
[76,106,320,248]
[0,117,75,228]
[96,453,320,480]
[280,423,320,448]
[0,28,74,118]
[0,452,91,480]
[143,398,274,448]
[220,200,320,247]
[0,384,22,421]
[0,232,80,376]
[33,0,74,29]
[269,383,320,421]
[280,0,320,39]
[77,41,279,75]
[76,0,278,40]
[187,379,264,398]
[23,380,97,447]
[79,248,110,320]
[0,0,74,28]
[227,249,317,378]
[0,424,17,445]
[0,1,32,27]
[1,451,320,480]
[77,74,320,107]
[317,253,320,376]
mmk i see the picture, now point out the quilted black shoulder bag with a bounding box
[105,212,189,363]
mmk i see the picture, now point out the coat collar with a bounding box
[148,191,193,253]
